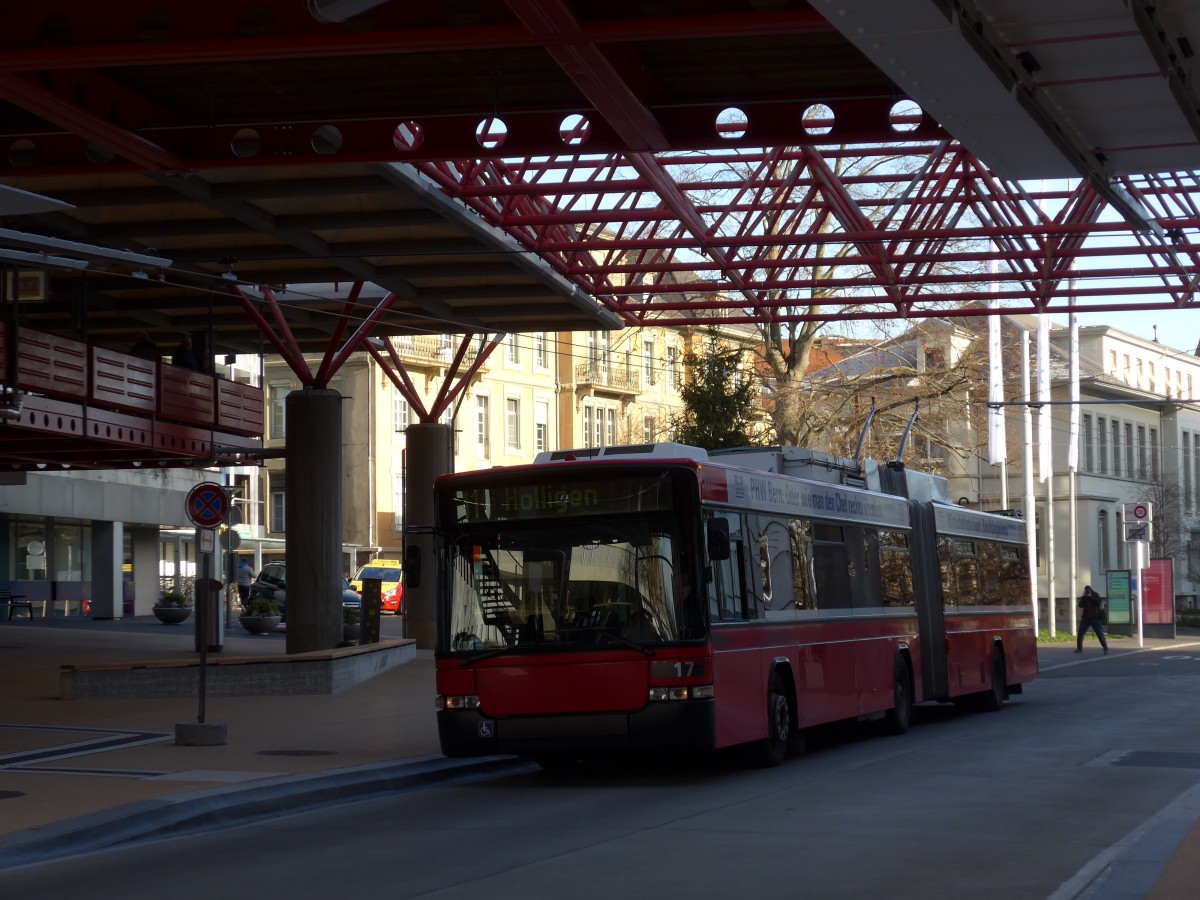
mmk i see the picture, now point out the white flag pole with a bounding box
[1068,314,1080,632]
[1022,330,1039,635]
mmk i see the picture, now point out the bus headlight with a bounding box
[436,694,480,710]
[648,684,714,702]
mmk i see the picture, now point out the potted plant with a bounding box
[153,590,193,625]
[342,604,362,642]
[239,596,282,635]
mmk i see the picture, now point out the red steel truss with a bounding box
[418,142,1200,326]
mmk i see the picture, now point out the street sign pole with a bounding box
[1135,540,1145,648]
[175,485,230,748]
[1122,501,1152,649]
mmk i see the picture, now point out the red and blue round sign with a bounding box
[186,482,231,529]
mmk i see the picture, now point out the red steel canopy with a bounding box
[0,0,1197,346]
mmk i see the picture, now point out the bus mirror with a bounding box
[403,546,421,588]
[706,518,730,561]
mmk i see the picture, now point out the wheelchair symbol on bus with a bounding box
[478,721,494,738]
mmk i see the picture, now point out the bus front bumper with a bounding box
[437,699,716,758]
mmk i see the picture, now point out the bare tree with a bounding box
[687,143,990,450]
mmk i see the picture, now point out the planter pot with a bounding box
[239,614,281,635]
[153,605,192,625]
[342,623,361,642]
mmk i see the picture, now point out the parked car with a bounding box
[247,562,361,622]
[349,559,403,613]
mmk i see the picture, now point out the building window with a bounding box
[1150,427,1159,481]
[666,346,679,389]
[476,395,491,459]
[1098,510,1110,572]
[439,333,454,362]
[269,383,289,439]
[1117,512,1126,569]
[1137,424,1147,479]
[606,407,617,445]
[393,388,409,434]
[1082,413,1093,472]
[534,332,547,369]
[269,472,286,534]
[1098,416,1108,475]
[505,333,520,366]
[534,400,548,453]
[582,405,594,449]
[643,339,656,385]
[643,415,655,443]
[1185,432,1193,513]
[392,473,404,530]
[506,397,520,450]
[1194,434,1200,514]
[1109,349,1117,373]
[1124,422,1134,478]
[1112,420,1122,476]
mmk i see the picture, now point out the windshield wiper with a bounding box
[592,630,655,657]
[458,642,562,665]
[458,645,518,665]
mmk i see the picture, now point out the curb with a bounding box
[0,754,533,871]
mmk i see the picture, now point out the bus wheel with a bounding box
[980,648,1007,712]
[750,673,792,768]
[883,656,913,735]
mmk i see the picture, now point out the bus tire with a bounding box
[883,655,913,735]
[980,647,1007,712]
[749,672,792,768]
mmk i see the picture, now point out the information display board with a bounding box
[1106,569,1131,625]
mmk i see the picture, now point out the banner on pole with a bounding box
[987,299,1006,465]
[1067,314,1079,472]
[1037,315,1051,482]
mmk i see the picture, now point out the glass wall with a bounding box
[2,517,93,616]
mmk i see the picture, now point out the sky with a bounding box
[1056,309,1197,353]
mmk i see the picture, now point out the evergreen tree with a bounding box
[671,331,757,449]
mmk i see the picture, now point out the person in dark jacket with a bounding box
[130,332,159,361]
[171,335,200,371]
[1075,585,1108,654]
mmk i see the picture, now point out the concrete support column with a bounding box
[91,521,123,620]
[130,526,160,614]
[404,423,454,649]
[285,388,343,653]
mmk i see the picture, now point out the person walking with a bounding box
[236,558,256,604]
[1075,585,1108,654]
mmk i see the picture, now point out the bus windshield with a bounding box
[444,516,696,654]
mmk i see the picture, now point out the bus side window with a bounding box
[751,515,795,613]
[708,512,745,620]
[789,519,815,610]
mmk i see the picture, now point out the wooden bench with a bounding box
[2,588,33,620]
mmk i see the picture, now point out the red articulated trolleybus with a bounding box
[433,443,1037,767]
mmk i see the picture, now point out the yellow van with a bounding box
[350,559,403,613]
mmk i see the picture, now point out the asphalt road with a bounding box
[4,644,1200,899]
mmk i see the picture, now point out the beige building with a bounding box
[259,325,701,569]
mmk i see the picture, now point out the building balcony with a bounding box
[574,361,640,398]
[390,335,490,373]
[0,322,263,470]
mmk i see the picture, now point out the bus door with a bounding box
[909,499,949,701]
[707,511,766,747]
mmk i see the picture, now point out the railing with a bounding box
[574,360,640,392]
[391,334,490,370]
[1,322,265,440]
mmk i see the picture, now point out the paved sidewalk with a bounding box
[3,618,1200,898]
[0,615,528,869]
